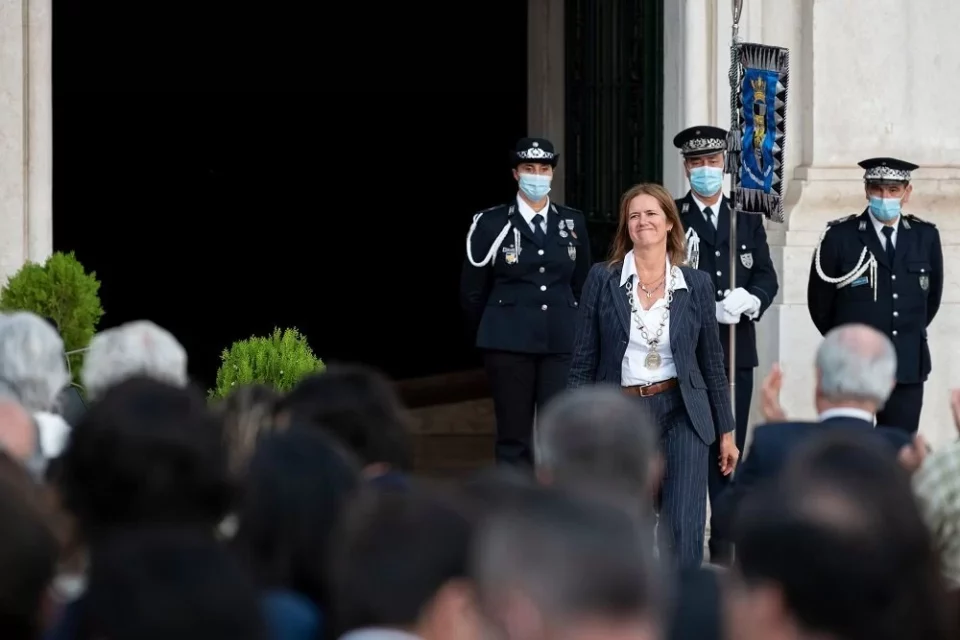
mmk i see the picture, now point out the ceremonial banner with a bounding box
[726,43,789,223]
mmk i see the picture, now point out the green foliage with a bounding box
[210,327,325,399]
[0,251,104,382]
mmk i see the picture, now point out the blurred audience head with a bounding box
[81,528,264,640]
[729,431,951,640]
[57,377,231,542]
[0,311,69,413]
[276,364,413,476]
[473,486,662,640]
[0,401,37,466]
[814,324,897,414]
[0,452,58,640]
[328,485,477,640]
[535,386,660,510]
[233,427,359,610]
[215,383,281,480]
[81,321,188,401]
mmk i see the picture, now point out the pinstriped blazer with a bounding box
[567,261,735,445]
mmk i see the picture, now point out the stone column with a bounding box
[770,0,960,447]
[0,0,53,285]
[527,0,565,200]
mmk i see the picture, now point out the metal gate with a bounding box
[565,0,664,259]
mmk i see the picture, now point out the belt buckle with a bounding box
[638,382,658,397]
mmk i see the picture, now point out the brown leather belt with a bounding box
[622,378,678,398]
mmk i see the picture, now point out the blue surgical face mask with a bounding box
[869,196,902,222]
[689,166,724,197]
[518,173,552,200]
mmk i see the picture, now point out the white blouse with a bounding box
[620,252,688,386]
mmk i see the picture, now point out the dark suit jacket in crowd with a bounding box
[712,415,913,541]
[567,261,734,445]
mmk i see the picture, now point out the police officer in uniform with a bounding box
[460,137,591,466]
[672,125,779,563]
[808,157,943,434]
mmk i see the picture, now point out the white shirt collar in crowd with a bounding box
[339,629,423,640]
[818,407,876,424]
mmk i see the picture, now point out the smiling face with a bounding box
[627,194,673,250]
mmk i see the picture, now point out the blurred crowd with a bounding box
[0,311,957,640]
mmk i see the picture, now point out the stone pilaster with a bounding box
[0,0,53,285]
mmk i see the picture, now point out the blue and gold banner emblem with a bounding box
[726,43,789,222]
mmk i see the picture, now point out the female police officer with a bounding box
[460,138,591,467]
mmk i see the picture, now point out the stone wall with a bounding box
[0,0,52,284]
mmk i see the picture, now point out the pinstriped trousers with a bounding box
[632,386,708,570]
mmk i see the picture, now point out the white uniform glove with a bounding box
[722,287,761,318]
[716,301,741,325]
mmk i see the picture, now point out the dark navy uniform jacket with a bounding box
[807,209,943,384]
[460,200,591,354]
[676,192,779,369]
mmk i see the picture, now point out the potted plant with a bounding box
[210,327,325,399]
[0,251,104,383]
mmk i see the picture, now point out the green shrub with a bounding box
[0,251,104,382]
[210,327,325,399]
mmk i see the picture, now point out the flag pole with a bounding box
[726,0,745,416]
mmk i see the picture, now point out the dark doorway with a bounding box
[52,3,527,389]
[565,0,664,259]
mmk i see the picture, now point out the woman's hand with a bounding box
[718,432,739,476]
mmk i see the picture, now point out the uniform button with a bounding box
[741,244,746,250]
[892,275,897,281]
[893,311,898,317]
[539,267,545,273]
[541,304,548,311]
[540,285,547,291]
[717,290,723,297]
[892,330,898,336]
[538,249,544,256]
[893,293,898,299]
[716,271,722,277]
[715,250,721,257]
[921,268,925,273]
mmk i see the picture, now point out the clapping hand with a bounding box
[760,363,786,422]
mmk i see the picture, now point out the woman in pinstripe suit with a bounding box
[567,183,738,569]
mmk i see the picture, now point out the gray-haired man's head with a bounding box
[472,486,663,640]
[0,312,69,413]
[814,324,897,412]
[534,386,659,502]
[82,320,188,401]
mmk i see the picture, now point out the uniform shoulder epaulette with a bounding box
[551,202,584,216]
[472,203,510,225]
[904,213,936,228]
[475,203,509,216]
[826,214,856,228]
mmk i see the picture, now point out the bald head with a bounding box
[0,401,36,463]
[815,324,896,408]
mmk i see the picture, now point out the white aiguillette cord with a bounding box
[685,227,700,268]
[813,227,878,302]
[465,209,514,267]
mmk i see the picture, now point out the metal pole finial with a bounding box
[732,0,744,25]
